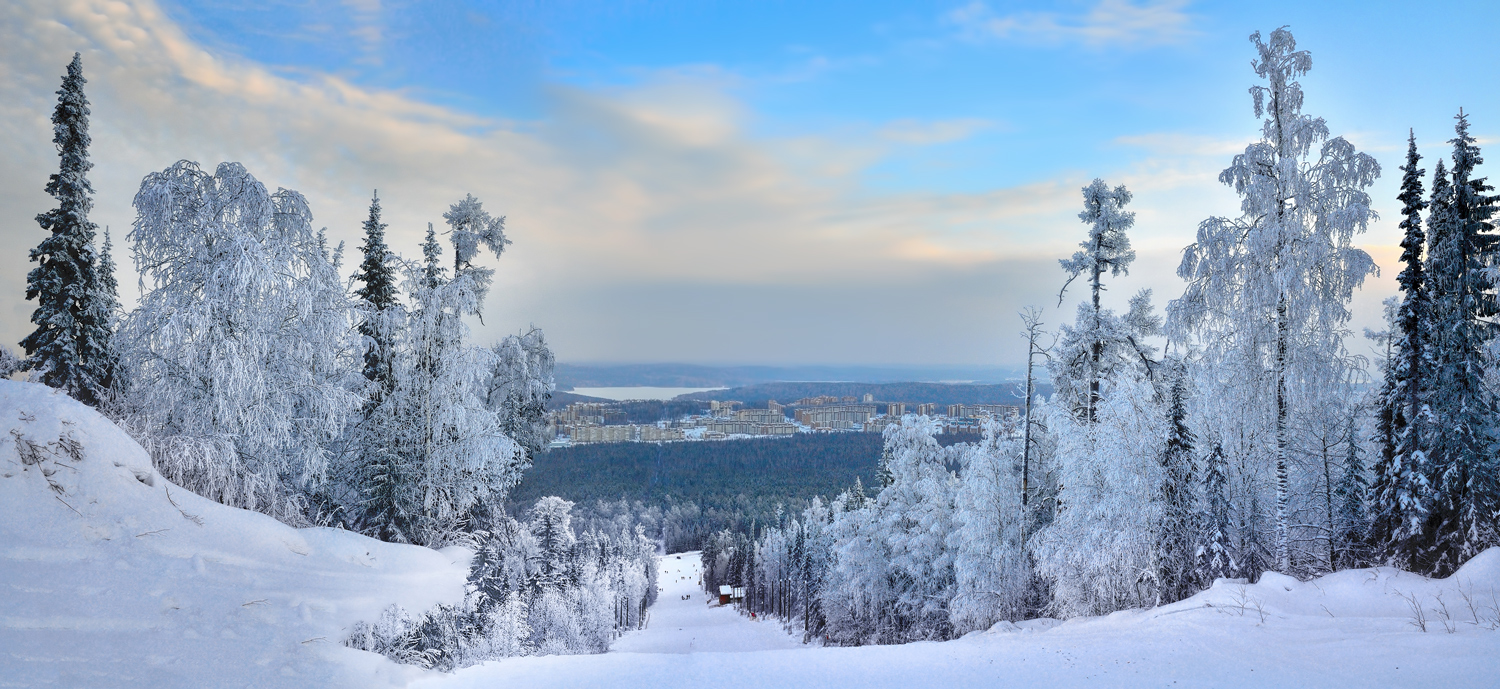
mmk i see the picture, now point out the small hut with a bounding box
[718,585,733,605]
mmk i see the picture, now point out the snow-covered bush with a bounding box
[347,496,658,670]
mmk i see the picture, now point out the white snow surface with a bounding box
[608,552,804,654]
[4,379,1500,688]
[0,381,469,688]
[431,551,1500,688]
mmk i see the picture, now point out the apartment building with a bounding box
[795,404,876,430]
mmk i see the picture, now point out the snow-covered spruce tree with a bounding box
[1196,443,1237,583]
[348,191,413,540]
[488,327,555,461]
[117,161,362,522]
[1370,133,1433,570]
[1167,28,1379,575]
[356,191,401,394]
[1156,362,1198,603]
[1332,417,1370,570]
[1056,179,1138,422]
[949,417,1036,632]
[1424,112,1500,575]
[529,496,578,591]
[350,500,658,668]
[22,53,118,407]
[1032,369,1165,617]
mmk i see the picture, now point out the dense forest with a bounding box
[510,434,884,511]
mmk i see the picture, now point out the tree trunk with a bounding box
[1276,295,1291,574]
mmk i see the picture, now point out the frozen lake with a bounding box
[569,386,726,401]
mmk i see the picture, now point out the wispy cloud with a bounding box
[0,0,1106,365]
[340,0,385,63]
[947,0,1196,48]
[878,118,995,145]
[0,1,1389,366]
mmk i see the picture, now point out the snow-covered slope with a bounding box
[0,381,467,688]
[428,552,1500,688]
[5,379,1499,688]
[609,552,803,654]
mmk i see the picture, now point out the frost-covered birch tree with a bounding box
[117,161,362,522]
[370,195,526,545]
[1168,27,1379,575]
[1032,371,1165,617]
[949,417,1035,632]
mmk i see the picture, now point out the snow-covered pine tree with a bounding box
[1196,443,1236,583]
[1370,133,1433,570]
[22,53,117,407]
[118,161,363,522]
[1168,28,1379,575]
[1057,179,1138,422]
[1424,111,1500,575]
[1156,363,1197,603]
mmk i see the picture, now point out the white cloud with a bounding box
[947,0,1196,48]
[0,0,1393,367]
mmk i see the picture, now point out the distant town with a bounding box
[547,393,1021,446]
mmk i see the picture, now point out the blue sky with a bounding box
[1,1,1497,367]
[158,0,1499,190]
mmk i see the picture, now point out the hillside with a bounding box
[0,381,467,688]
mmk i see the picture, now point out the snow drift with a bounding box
[0,381,468,688]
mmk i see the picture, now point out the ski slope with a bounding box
[425,551,1500,689]
[609,552,804,654]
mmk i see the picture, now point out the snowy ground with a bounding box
[422,557,1500,689]
[4,379,1500,688]
[609,552,804,655]
[0,381,467,688]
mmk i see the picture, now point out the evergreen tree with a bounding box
[21,53,117,407]
[1370,133,1432,569]
[1156,365,1197,603]
[1333,418,1369,569]
[1197,443,1236,583]
[355,191,400,394]
[1425,111,1500,574]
